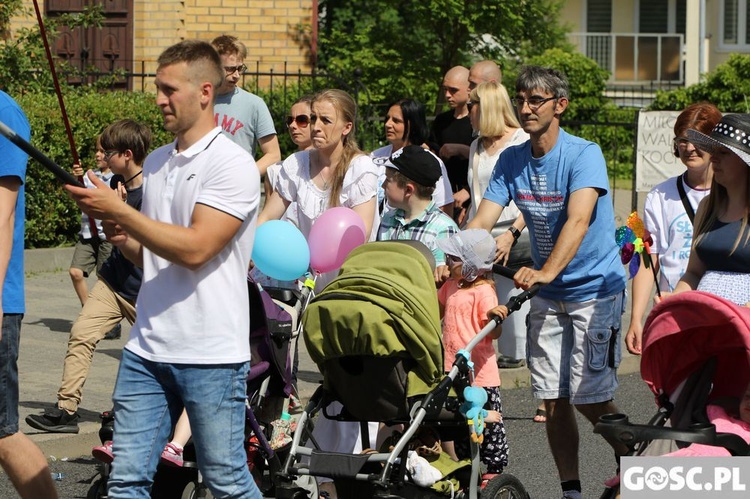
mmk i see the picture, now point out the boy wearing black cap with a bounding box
[377,145,459,272]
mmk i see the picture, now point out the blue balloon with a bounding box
[252,220,310,281]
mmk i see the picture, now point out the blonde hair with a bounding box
[311,89,364,207]
[469,81,520,138]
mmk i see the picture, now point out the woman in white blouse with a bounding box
[259,89,380,291]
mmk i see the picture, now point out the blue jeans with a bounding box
[108,349,260,499]
[527,291,625,404]
[0,314,22,438]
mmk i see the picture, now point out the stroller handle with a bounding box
[491,263,541,317]
[492,264,518,281]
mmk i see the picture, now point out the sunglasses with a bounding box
[286,115,310,128]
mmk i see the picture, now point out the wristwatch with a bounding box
[508,226,521,243]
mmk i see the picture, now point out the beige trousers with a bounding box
[57,279,136,413]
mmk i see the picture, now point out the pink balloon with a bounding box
[308,207,367,273]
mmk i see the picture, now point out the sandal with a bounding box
[533,408,547,423]
[481,473,499,488]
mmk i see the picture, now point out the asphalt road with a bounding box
[1,186,650,499]
[1,371,655,498]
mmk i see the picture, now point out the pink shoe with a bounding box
[92,440,114,464]
[604,473,621,488]
[160,442,184,467]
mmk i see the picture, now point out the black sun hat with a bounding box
[687,113,750,167]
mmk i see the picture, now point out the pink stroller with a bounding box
[595,291,750,498]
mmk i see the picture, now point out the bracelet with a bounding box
[508,226,521,241]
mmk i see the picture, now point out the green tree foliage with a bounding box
[15,91,172,248]
[512,49,635,180]
[0,4,105,95]
[0,0,24,39]
[650,54,750,112]
[317,0,570,108]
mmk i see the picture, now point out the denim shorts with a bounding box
[0,314,22,437]
[527,291,625,405]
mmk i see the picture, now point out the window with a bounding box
[722,0,750,46]
[638,0,686,34]
[587,0,612,32]
[585,0,612,72]
[640,0,669,33]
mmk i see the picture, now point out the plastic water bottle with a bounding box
[269,411,293,450]
[50,472,64,481]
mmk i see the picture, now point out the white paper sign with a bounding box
[636,110,683,192]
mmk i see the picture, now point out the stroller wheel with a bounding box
[181,481,214,499]
[86,478,108,499]
[480,473,529,499]
[274,475,318,499]
[598,486,620,499]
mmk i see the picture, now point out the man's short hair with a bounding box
[515,65,569,100]
[211,35,248,60]
[99,119,152,165]
[157,39,223,91]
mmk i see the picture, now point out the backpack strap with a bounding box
[676,175,696,225]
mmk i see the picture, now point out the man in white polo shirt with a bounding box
[66,40,261,498]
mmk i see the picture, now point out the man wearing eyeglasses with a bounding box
[469,65,627,499]
[211,35,281,176]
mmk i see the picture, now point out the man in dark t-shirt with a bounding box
[430,65,474,223]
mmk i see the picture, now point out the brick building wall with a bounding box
[10,0,314,91]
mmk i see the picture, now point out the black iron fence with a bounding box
[86,63,659,196]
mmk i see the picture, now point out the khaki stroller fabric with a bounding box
[303,241,444,399]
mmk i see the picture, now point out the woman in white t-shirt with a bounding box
[370,99,454,217]
[625,102,722,354]
[259,89,380,292]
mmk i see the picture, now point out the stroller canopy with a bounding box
[302,241,444,399]
[642,291,750,401]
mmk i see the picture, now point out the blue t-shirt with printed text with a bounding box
[483,128,626,301]
[0,91,29,313]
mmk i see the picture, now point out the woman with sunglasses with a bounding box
[625,102,721,355]
[263,95,314,204]
[370,99,454,217]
